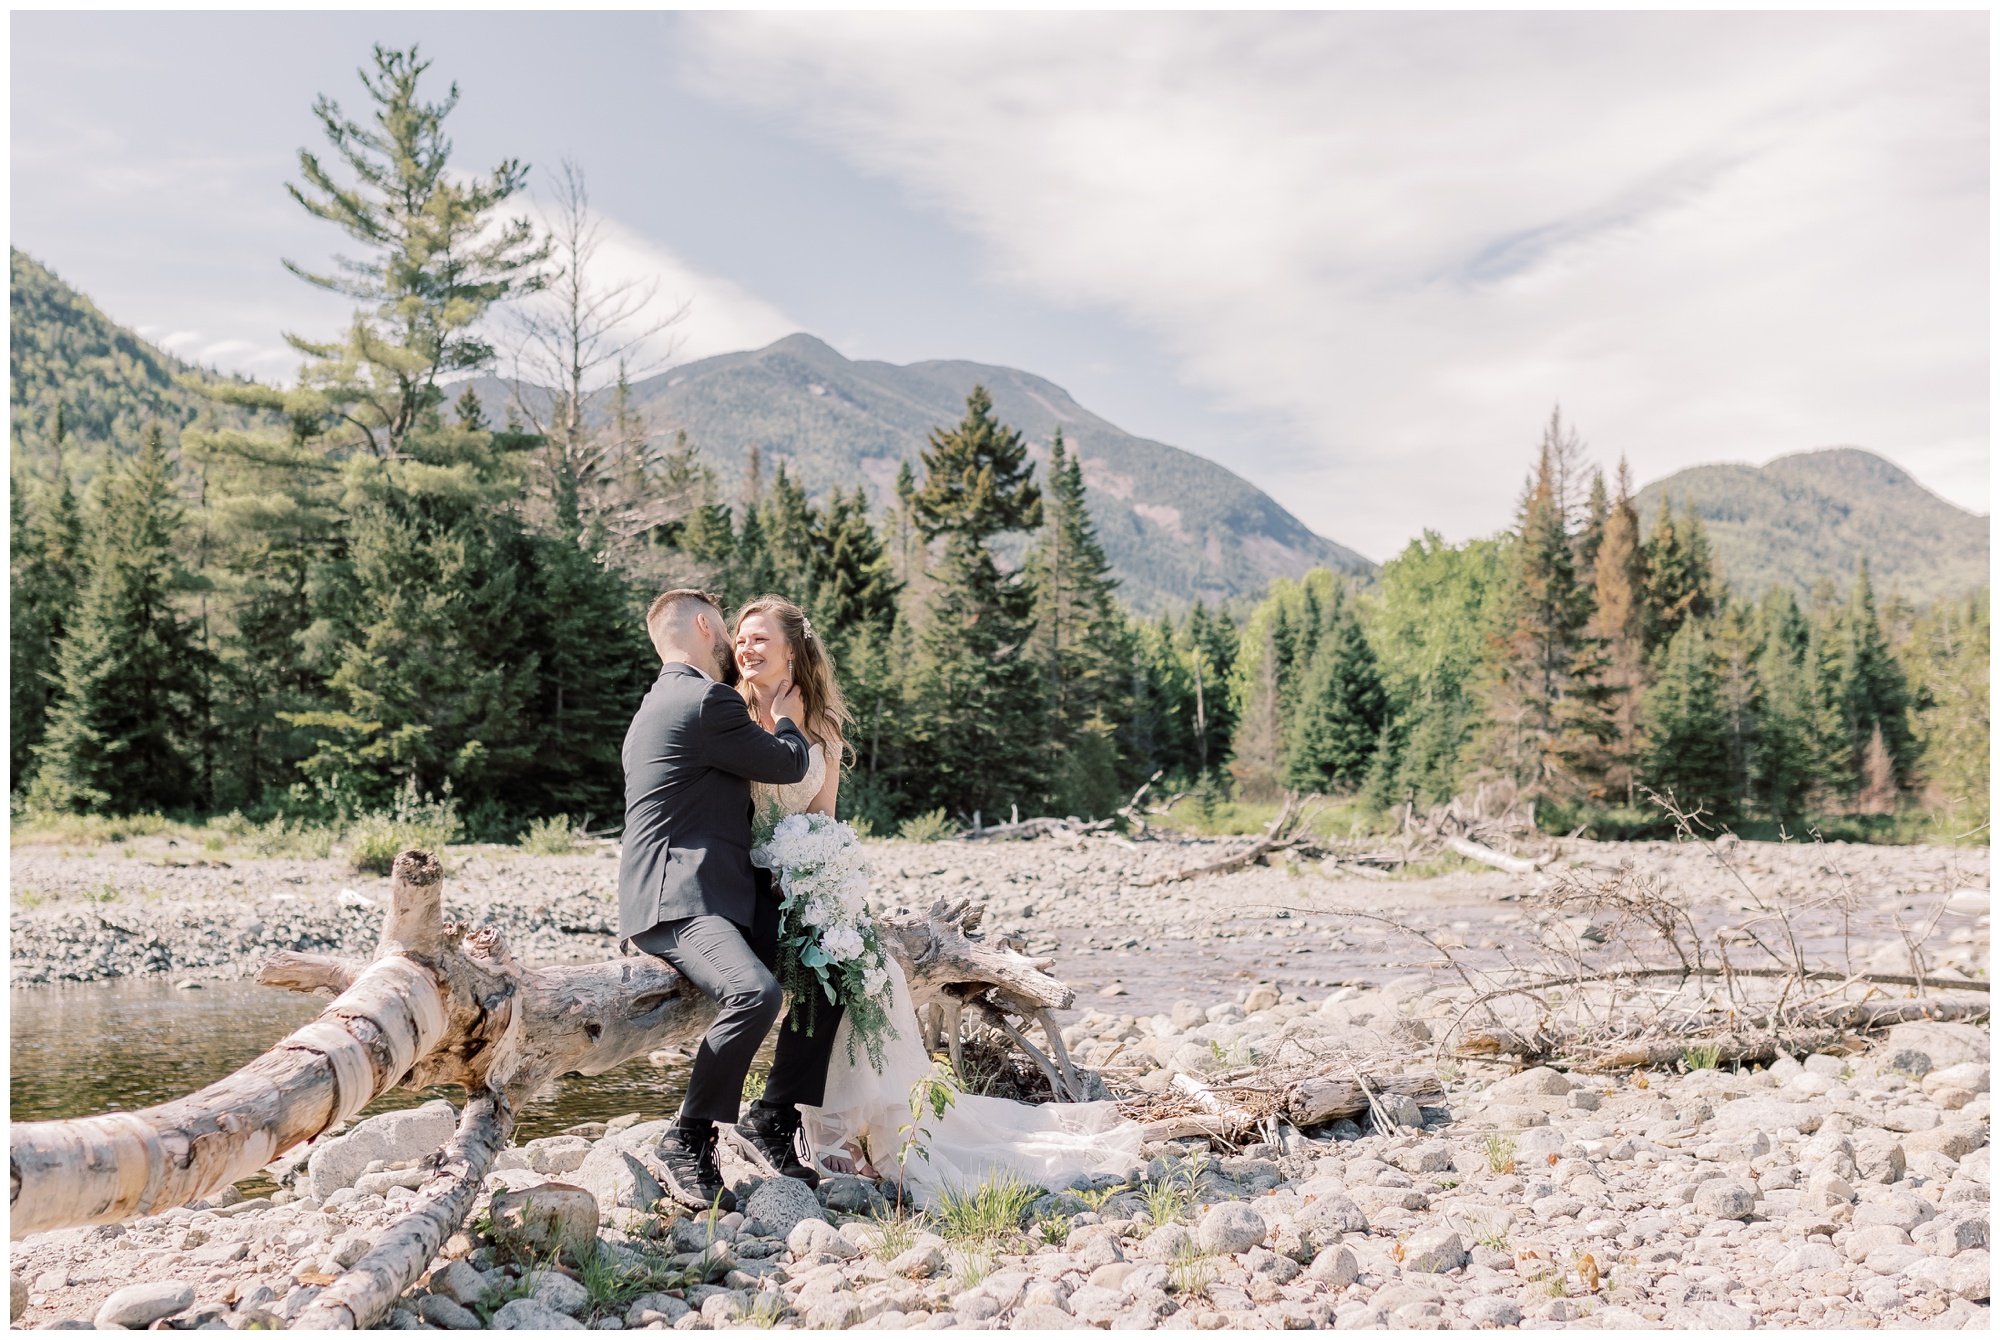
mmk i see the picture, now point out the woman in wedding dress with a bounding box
[732,596,1144,1205]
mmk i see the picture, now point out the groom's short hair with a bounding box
[646,588,725,639]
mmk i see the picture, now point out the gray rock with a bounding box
[1948,1249,1989,1301]
[1012,1303,1085,1329]
[1924,1063,1991,1097]
[493,1297,587,1329]
[490,1183,601,1265]
[10,1274,25,1323]
[1915,1214,1988,1257]
[416,1295,482,1329]
[429,1259,494,1309]
[94,1283,195,1329]
[889,1244,945,1278]
[1489,1067,1572,1102]
[1397,1142,1451,1175]
[1196,1202,1267,1255]
[1775,1242,1842,1273]
[1856,1189,1936,1233]
[1375,1093,1425,1130]
[742,1175,823,1241]
[529,1269,592,1316]
[1139,1223,1194,1262]
[1888,1049,1934,1079]
[1885,1022,1990,1069]
[525,1136,594,1175]
[1308,1246,1358,1287]
[1714,1097,1827,1134]
[573,1144,665,1214]
[1400,1228,1465,1274]
[787,1216,855,1259]
[807,1295,864,1329]
[307,1100,458,1197]
[1692,1179,1756,1221]
[626,1293,691,1327]
[820,1174,890,1216]
[1464,1297,1522,1328]
[1844,1224,1914,1261]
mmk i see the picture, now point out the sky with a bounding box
[11,11,1988,560]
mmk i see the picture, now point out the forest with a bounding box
[10,46,1989,848]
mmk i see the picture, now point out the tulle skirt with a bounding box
[798,960,1145,1206]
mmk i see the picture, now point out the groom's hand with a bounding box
[770,678,805,726]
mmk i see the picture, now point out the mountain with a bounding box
[1635,447,1989,603]
[8,249,269,476]
[468,334,1371,613]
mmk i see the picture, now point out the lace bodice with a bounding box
[755,742,826,818]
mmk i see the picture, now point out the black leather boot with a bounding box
[727,1103,821,1189]
[655,1117,737,1213]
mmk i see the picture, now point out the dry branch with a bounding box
[1445,835,1549,875]
[1135,792,1313,887]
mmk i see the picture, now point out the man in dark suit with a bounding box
[619,589,845,1211]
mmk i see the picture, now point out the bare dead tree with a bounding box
[505,158,696,550]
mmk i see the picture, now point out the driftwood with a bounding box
[1135,791,1314,887]
[1445,835,1549,876]
[11,854,1085,1329]
[1458,996,1992,1064]
[1136,1068,1445,1142]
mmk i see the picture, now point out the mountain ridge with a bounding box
[464,331,1374,613]
[1634,446,1988,603]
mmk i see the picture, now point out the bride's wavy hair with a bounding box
[733,595,851,763]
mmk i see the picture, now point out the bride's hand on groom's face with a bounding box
[770,678,805,724]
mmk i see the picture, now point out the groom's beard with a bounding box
[714,636,739,687]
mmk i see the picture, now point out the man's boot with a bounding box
[727,1103,820,1189]
[655,1117,737,1213]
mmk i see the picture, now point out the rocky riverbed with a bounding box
[10,833,1990,1329]
[8,984,1990,1331]
[8,834,1988,1013]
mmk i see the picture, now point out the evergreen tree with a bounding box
[809,487,900,643]
[1900,591,1989,829]
[759,463,817,603]
[1640,620,1736,825]
[1577,467,1609,583]
[1750,604,1818,824]
[1568,461,1648,802]
[11,408,86,790]
[33,428,207,813]
[899,387,1046,818]
[1642,499,1719,653]
[1830,560,1913,800]
[1281,594,1386,792]
[1480,424,1593,794]
[1025,430,1130,812]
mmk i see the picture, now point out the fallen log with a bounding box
[1134,792,1308,887]
[1457,996,1991,1064]
[1135,1069,1445,1142]
[11,855,1083,1329]
[1444,835,1549,875]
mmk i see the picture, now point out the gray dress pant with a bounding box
[632,906,848,1125]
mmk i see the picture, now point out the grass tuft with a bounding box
[1483,1133,1517,1176]
[1679,1042,1724,1073]
[896,808,958,843]
[517,814,579,855]
[935,1171,1040,1245]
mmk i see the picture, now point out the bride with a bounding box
[731,595,1144,1205]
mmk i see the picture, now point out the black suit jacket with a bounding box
[617,662,811,941]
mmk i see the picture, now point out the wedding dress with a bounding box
[757,747,1145,1205]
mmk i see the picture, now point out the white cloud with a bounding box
[681,12,1988,555]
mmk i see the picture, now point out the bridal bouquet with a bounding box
[751,810,897,1071]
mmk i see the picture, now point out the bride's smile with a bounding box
[734,612,789,689]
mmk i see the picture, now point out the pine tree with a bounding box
[898,387,1046,818]
[1900,592,1989,828]
[1640,621,1736,825]
[1281,594,1386,792]
[759,463,818,603]
[1750,601,1818,824]
[1642,499,1719,653]
[33,428,207,813]
[1481,424,1593,794]
[11,408,86,790]
[1025,430,1130,812]
[1570,461,1648,802]
[809,488,900,643]
[1830,560,1913,803]
[1577,468,1609,584]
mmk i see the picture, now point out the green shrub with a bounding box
[897,808,958,843]
[517,814,579,855]
[345,780,461,875]
[249,815,337,860]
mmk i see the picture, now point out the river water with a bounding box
[8,977,698,1145]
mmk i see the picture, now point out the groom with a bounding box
[619,588,847,1211]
